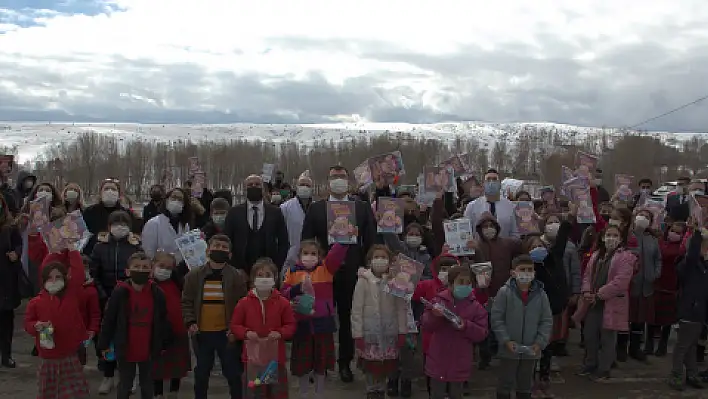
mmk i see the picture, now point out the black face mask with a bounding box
[151,192,163,201]
[209,250,230,264]
[130,271,150,285]
[246,187,263,202]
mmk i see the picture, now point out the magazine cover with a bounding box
[424,166,454,194]
[0,154,13,175]
[575,151,598,180]
[327,201,358,244]
[376,197,404,234]
[614,174,634,202]
[443,218,475,256]
[642,200,666,230]
[353,160,373,188]
[28,196,50,233]
[175,229,208,269]
[439,154,468,177]
[514,201,539,235]
[261,163,275,183]
[40,211,90,253]
[368,151,405,185]
[570,184,596,224]
[383,253,425,300]
[192,172,206,198]
[416,174,436,207]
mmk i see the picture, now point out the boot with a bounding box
[628,333,647,362]
[655,326,670,357]
[400,378,412,398]
[386,378,399,397]
[616,334,628,362]
[698,345,706,364]
[643,326,655,356]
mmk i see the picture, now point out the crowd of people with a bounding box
[0,162,708,399]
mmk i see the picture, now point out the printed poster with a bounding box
[368,151,405,185]
[327,201,358,244]
[560,165,575,197]
[423,166,454,194]
[614,174,634,202]
[569,183,596,224]
[28,196,50,233]
[514,201,539,235]
[690,194,708,228]
[0,155,13,175]
[642,199,666,230]
[383,253,425,300]
[261,163,275,183]
[40,211,91,253]
[376,197,404,234]
[353,161,372,188]
[416,173,436,207]
[443,218,475,256]
[175,229,208,269]
[439,155,468,177]
[575,151,598,180]
[540,186,560,214]
[192,172,206,198]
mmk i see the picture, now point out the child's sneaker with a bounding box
[131,376,138,393]
[576,366,596,377]
[98,377,114,395]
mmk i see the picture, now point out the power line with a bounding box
[629,93,708,130]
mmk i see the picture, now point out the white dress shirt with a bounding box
[247,200,265,230]
[463,196,519,238]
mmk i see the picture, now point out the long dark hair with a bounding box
[595,225,623,260]
[159,188,194,228]
[22,182,63,212]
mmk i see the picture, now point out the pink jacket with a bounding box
[579,248,636,331]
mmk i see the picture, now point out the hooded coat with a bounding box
[472,212,523,297]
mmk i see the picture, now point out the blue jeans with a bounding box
[193,331,243,399]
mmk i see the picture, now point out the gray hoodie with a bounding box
[630,232,661,297]
[491,278,553,360]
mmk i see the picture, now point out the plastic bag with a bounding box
[245,339,279,388]
[470,262,492,289]
[292,275,315,315]
[420,298,464,329]
[39,325,55,349]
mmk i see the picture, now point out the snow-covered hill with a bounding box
[1,121,706,163]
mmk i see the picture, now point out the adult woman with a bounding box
[62,183,85,214]
[142,188,193,262]
[0,195,22,367]
[82,179,137,256]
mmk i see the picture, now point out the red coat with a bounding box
[230,289,296,364]
[80,282,101,334]
[657,239,683,292]
[156,279,187,336]
[24,251,89,359]
[27,233,48,269]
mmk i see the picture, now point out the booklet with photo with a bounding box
[383,253,425,300]
[368,151,405,185]
[443,218,475,256]
[175,229,209,269]
[376,197,404,234]
[28,196,50,234]
[40,211,91,253]
[327,201,358,244]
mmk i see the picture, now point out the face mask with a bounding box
[593,179,602,186]
[37,191,53,201]
[405,236,422,247]
[296,185,312,199]
[153,268,172,281]
[604,237,620,250]
[634,215,650,230]
[437,271,449,285]
[329,179,349,194]
[640,188,651,195]
[516,271,535,284]
[212,215,226,227]
[544,223,560,238]
[301,255,319,269]
[668,231,682,242]
[44,280,65,294]
[166,200,183,215]
[529,247,548,263]
[254,277,275,291]
[482,227,497,240]
[484,181,501,196]
[102,190,119,206]
[65,190,79,202]
[209,249,230,264]
[453,285,473,299]
[271,194,282,203]
[129,271,150,285]
[371,258,389,273]
[608,219,621,227]
[246,187,263,202]
[110,225,130,239]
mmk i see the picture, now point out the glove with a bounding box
[397,334,406,348]
[355,338,365,351]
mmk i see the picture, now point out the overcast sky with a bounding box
[1,0,707,131]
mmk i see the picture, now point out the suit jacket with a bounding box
[300,199,376,283]
[665,194,690,222]
[224,202,289,273]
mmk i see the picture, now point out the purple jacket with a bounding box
[422,289,488,382]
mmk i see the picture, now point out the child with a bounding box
[98,252,173,399]
[231,258,297,399]
[351,245,408,399]
[151,252,191,399]
[24,249,91,399]
[201,197,230,242]
[423,265,488,399]
[492,255,553,399]
[78,254,101,367]
[281,240,348,399]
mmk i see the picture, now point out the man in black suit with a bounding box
[224,174,289,275]
[301,165,376,383]
[664,176,701,223]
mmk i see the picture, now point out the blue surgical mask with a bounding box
[529,247,548,263]
[453,285,473,299]
[484,181,501,196]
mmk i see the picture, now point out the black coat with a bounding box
[665,194,690,222]
[142,200,162,225]
[0,224,23,310]
[224,202,289,274]
[89,233,142,300]
[534,221,572,315]
[83,202,140,255]
[97,281,173,362]
[300,198,376,290]
[677,231,708,323]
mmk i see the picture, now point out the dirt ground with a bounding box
[1,307,704,398]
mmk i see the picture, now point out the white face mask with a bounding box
[634,215,650,230]
[604,237,620,250]
[437,271,449,285]
[301,255,319,269]
[405,236,422,247]
[329,179,349,195]
[166,200,183,215]
[544,223,560,238]
[371,258,389,273]
[153,267,172,281]
[482,227,497,239]
[271,194,282,203]
[296,185,312,199]
[254,277,275,291]
[37,190,53,202]
[65,190,79,202]
[516,271,535,284]
[110,225,129,239]
[44,280,65,294]
[102,189,119,206]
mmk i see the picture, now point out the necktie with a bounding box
[488,201,496,217]
[252,206,259,230]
